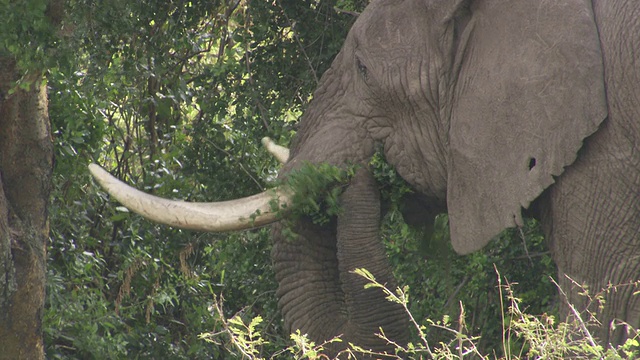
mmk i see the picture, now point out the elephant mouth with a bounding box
[87,137,292,232]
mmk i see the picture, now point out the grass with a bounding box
[200,268,640,359]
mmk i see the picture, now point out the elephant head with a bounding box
[91,0,618,355]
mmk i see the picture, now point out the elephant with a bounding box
[89,0,640,356]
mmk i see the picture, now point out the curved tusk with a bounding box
[88,164,291,232]
[262,137,290,163]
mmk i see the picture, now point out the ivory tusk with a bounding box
[261,137,290,163]
[88,163,291,231]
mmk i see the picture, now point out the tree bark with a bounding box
[0,56,53,360]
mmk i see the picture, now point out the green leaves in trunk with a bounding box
[280,162,358,226]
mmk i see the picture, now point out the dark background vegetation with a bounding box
[6,0,556,358]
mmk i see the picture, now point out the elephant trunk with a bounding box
[337,168,409,345]
[272,167,409,356]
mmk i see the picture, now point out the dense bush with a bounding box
[46,1,363,358]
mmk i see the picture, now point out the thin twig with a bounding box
[552,276,600,350]
[444,276,469,309]
[275,0,319,85]
[205,138,264,189]
[333,7,360,17]
[518,226,534,266]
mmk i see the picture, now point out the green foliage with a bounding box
[282,162,357,226]
[40,0,368,357]
[201,295,348,359]
[0,0,59,75]
[357,268,640,359]
[200,269,640,359]
[370,149,413,204]
[206,303,267,359]
[45,1,366,358]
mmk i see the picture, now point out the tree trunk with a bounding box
[0,57,53,360]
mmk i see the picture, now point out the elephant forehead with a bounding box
[347,1,444,106]
[352,0,429,49]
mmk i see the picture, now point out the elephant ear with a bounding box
[445,0,607,254]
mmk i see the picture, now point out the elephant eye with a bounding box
[356,56,368,80]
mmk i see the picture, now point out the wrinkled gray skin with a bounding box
[272,0,640,355]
